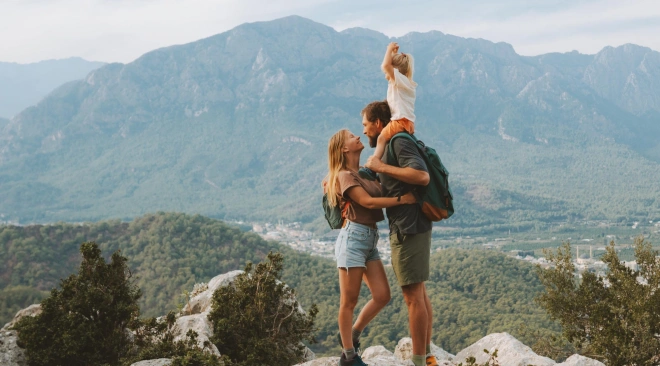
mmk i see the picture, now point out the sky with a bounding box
[1,0,659,64]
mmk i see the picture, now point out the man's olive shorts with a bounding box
[389,230,432,287]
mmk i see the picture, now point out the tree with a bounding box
[208,252,318,366]
[15,242,142,366]
[536,237,660,365]
[14,241,222,366]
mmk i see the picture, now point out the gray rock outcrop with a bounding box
[182,270,243,315]
[2,304,42,331]
[454,332,555,366]
[130,359,172,366]
[0,330,27,366]
[556,354,606,366]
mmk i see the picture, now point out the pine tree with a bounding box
[208,252,318,366]
[536,237,660,365]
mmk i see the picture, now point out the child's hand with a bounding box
[400,192,417,204]
[387,42,399,54]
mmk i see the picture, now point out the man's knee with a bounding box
[401,282,425,307]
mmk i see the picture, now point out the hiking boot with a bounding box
[336,332,361,355]
[358,167,377,181]
[339,353,368,366]
[426,355,439,366]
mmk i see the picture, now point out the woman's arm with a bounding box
[381,42,398,81]
[345,185,416,209]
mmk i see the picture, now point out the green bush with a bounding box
[15,242,141,366]
[209,252,318,366]
[536,237,660,365]
[14,241,221,366]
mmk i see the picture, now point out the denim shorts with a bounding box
[335,221,380,268]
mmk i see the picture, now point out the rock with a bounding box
[556,354,605,366]
[182,270,242,315]
[394,337,454,362]
[2,304,42,331]
[453,333,555,366]
[301,343,316,362]
[295,356,340,366]
[0,330,27,366]
[130,359,172,366]
[363,345,410,365]
[172,313,220,356]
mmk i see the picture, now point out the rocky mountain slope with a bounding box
[0,57,105,119]
[1,16,659,229]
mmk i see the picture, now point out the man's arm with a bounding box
[365,155,430,186]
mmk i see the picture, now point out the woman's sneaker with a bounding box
[358,167,377,181]
[339,353,368,366]
[336,332,361,355]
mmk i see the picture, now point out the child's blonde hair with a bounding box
[392,53,414,80]
[323,129,349,208]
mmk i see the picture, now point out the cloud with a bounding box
[0,0,658,63]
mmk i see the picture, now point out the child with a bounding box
[359,42,417,181]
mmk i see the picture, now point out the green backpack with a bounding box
[322,194,350,229]
[388,133,454,221]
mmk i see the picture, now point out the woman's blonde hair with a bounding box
[323,129,349,208]
[392,53,414,80]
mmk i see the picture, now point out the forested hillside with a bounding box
[1,213,559,355]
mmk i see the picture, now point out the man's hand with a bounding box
[365,156,386,173]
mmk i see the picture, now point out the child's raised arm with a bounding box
[381,42,398,82]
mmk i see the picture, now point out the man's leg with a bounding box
[353,260,391,331]
[401,282,428,356]
[424,284,433,347]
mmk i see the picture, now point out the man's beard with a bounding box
[368,134,378,148]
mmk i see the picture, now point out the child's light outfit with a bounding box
[381,68,417,141]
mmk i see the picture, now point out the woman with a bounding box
[324,129,416,366]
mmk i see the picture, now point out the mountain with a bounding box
[1,16,659,229]
[0,57,105,119]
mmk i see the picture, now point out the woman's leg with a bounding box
[353,260,391,331]
[338,267,366,349]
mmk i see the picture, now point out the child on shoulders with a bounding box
[359,42,417,181]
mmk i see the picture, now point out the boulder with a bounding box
[2,304,42,331]
[453,333,555,366]
[556,354,606,366]
[172,313,220,356]
[296,356,341,366]
[0,330,27,366]
[363,345,410,365]
[394,337,454,363]
[182,270,242,315]
[130,359,172,366]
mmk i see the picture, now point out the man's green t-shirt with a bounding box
[380,137,432,235]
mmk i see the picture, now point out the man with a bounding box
[361,100,437,366]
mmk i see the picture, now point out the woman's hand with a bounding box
[400,192,417,204]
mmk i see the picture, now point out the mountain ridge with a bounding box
[1,16,659,228]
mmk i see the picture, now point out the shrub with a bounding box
[536,237,660,365]
[208,252,318,366]
[15,242,141,366]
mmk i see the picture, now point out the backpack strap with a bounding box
[387,132,421,163]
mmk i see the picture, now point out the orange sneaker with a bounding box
[426,355,439,366]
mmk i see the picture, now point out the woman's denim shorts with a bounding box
[335,221,380,269]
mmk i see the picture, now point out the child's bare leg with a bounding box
[372,133,388,161]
